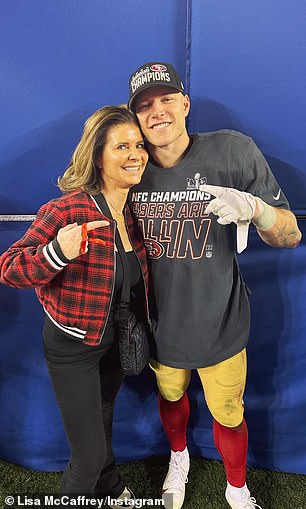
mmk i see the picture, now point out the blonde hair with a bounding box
[58,105,139,195]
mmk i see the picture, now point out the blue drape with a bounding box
[1,224,305,473]
[1,0,305,474]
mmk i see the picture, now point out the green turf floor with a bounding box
[1,457,305,508]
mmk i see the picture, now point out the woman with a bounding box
[0,106,149,506]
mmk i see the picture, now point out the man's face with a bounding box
[134,87,190,149]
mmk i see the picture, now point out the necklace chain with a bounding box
[105,197,124,218]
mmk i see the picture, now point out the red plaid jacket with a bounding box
[0,191,149,345]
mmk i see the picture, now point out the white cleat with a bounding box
[225,485,263,509]
[162,448,190,509]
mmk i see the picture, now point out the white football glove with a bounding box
[200,184,258,253]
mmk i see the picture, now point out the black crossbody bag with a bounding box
[92,193,149,375]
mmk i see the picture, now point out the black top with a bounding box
[108,250,141,318]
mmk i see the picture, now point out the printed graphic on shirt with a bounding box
[131,173,214,260]
[186,172,207,190]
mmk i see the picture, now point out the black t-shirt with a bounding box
[130,130,289,368]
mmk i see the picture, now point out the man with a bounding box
[127,62,301,509]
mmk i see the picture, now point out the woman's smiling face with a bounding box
[97,122,148,190]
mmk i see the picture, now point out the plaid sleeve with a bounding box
[0,201,71,289]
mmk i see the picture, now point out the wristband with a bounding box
[252,198,277,231]
[80,223,106,255]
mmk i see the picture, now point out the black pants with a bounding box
[43,319,124,498]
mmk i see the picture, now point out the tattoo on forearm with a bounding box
[270,226,301,247]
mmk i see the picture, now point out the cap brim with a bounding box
[128,83,184,109]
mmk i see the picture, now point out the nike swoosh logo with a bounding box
[273,189,281,200]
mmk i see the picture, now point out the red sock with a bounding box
[213,418,248,488]
[158,392,190,452]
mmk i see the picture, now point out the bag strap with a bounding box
[113,224,131,308]
[91,193,131,307]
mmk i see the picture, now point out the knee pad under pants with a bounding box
[149,349,247,427]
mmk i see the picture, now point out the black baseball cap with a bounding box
[128,62,185,109]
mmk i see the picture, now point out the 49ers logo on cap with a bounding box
[150,64,167,72]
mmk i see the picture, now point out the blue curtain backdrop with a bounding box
[1,0,305,474]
